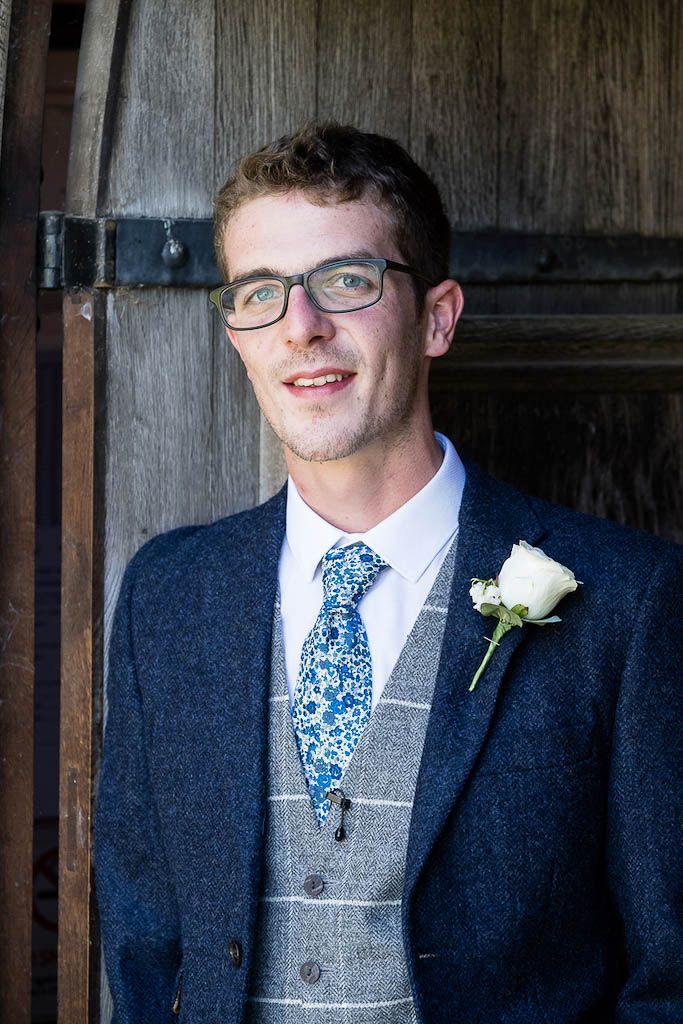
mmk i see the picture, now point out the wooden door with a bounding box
[60,1,682,1020]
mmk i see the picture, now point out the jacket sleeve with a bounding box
[608,547,683,1021]
[94,553,181,1023]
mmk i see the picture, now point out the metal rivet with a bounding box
[162,238,188,268]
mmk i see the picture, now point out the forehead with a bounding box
[222,192,399,278]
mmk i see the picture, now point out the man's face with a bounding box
[222,192,436,466]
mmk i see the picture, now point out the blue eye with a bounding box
[340,274,363,289]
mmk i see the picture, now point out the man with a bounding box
[94,123,683,1023]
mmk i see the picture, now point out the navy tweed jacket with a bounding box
[94,460,683,1023]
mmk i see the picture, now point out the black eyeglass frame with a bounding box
[209,257,435,331]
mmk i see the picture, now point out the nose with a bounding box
[281,283,335,348]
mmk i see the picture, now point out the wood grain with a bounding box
[499,0,683,236]
[104,289,213,579]
[411,0,500,230]
[583,0,683,235]
[211,316,263,516]
[0,0,51,1020]
[59,291,106,1024]
[432,316,683,391]
[499,0,589,233]
[65,0,131,218]
[317,0,411,141]
[431,389,683,544]
[214,0,317,189]
[107,0,214,217]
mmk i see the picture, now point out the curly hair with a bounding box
[214,121,450,306]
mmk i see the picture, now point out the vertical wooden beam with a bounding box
[0,0,51,1020]
[59,291,105,1024]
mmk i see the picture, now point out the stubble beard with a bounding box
[261,343,425,465]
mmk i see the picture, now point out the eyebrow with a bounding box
[229,250,378,283]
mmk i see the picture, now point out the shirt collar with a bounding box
[285,433,466,584]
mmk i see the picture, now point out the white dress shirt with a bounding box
[278,433,466,710]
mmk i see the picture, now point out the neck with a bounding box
[285,425,444,533]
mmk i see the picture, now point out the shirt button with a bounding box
[299,960,321,984]
[303,873,324,897]
[228,939,242,967]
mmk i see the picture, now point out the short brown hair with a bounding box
[213,121,450,305]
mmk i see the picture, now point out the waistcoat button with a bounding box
[299,960,321,984]
[303,873,324,897]
[228,939,242,967]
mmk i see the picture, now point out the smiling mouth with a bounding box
[286,372,353,388]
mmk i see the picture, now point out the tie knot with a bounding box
[321,543,387,610]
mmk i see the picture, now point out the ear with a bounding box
[423,279,464,358]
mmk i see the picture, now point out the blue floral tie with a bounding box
[291,543,388,825]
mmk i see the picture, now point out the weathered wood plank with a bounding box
[59,291,106,1024]
[0,0,51,1019]
[499,0,683,236]
[499,0,589,232]
[214,0,316,183]
[432,316,683,391]
[473,282,682,317]
[431,390,683,544]
[411,0,500,229]
[317,0,411,141]
[107,0,214,217]
[583,0,683,235]
[65,0,131,218]
[105,289,214,576]
[211,317,263,514]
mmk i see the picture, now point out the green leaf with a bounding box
[511,603,528,618]
[479,602,503,618]
[495,604,524,628]
[526,615,562,626]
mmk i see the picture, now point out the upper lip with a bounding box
[282,367,354,383]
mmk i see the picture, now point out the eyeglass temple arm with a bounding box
[384,259,436,288]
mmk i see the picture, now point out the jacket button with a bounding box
[228,939,242,967]
[300,960,321,984]
[303,873,324,897]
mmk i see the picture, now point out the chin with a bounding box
[277,424,377,464]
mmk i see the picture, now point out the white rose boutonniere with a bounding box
[468,540,580,692]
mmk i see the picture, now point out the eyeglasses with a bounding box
[209,257,434,330]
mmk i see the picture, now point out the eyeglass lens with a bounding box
[220,261,383,328]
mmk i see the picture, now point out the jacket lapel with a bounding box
[404,461,547,904]
[197,486,286,926]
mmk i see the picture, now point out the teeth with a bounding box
[292,373,348,387]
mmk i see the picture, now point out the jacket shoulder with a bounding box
[524,487,683,572]
[122,487,287,601]
[463,460,682,613]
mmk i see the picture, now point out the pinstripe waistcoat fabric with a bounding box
[246,539,457,1024]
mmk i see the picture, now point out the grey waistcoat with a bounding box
[246,538,457,1024]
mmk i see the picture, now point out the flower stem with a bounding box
[469,620,514,692]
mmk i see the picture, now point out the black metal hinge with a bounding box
[37,212,683,290]
[38,212,219,289]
